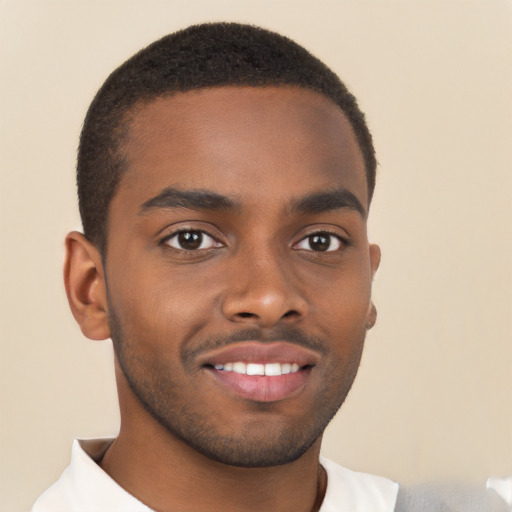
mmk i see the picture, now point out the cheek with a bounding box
[313,266,372,346]
[107,261,219,349]
[314,259,372,311]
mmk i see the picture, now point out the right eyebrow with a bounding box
[289,187,367,218]
[139,187,237,215]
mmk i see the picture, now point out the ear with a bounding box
[366,243,381,330]
[63,231,111,340]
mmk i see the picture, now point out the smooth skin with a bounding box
[64,86,380,512]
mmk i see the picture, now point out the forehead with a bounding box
[115,86,368,213]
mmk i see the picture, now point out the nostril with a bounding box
[282,310,299,319]
[238,312,255,318]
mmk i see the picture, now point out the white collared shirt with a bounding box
[32,439,398,512]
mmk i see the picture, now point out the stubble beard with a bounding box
[108,304,364,468]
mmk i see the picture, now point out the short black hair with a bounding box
[77,22,376,252]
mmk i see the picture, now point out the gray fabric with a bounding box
[394,483,509,512]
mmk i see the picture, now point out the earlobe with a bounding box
[63,231,111,340]
[365,303,377,330]
[366,243,381,330]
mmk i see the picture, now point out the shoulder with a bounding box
[31,463,75,512]
[319,457,398,512]
[31,439,152,512]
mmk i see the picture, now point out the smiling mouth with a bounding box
[198,341,319,402]
[211,362,304,376]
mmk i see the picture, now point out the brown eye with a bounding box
[178,231,202,250]
[165,230,220,251]
[295,232,343,252]
[309,234,330,251]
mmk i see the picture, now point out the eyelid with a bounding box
[167,232,221,250]
[159,224,225,250]
[292,228,350,252]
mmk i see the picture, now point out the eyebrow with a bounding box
[139,186,366,218]
[289,188,366,218]
[139,187,237,214]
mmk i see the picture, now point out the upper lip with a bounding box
[196,341,320,368]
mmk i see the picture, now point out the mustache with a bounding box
[181,326,328,366]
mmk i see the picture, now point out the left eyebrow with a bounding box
[289,188,366,218]
[139,187,237,214]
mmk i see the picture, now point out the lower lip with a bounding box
[206,367,311,403]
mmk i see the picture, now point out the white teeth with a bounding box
[232,362,247,374]
[264,363,281,376]
[213,362,302,376]
[246,363,265,375]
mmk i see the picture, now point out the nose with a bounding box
[222,246,308,328]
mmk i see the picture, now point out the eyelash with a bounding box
[160,228,348,253]
[160,229,222,252]
[293,231,348,253]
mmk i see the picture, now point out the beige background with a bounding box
[1,0,511,510]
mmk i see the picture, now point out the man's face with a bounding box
[104,86,379,467]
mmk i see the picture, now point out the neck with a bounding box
[100,368,327,512]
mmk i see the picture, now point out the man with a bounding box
[32,22,398,511]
